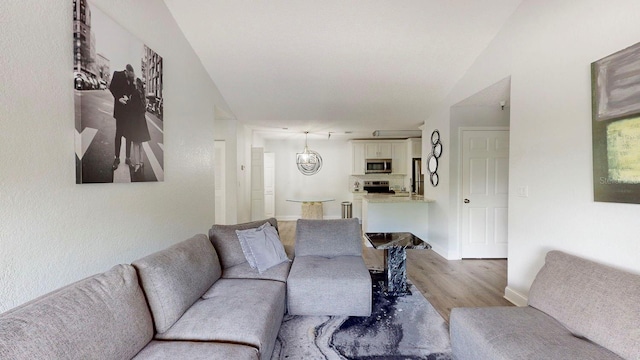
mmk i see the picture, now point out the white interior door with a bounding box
[461,130,509,258]
[214,140,226,224]
[264,153,275,218]
[250,147,265,221]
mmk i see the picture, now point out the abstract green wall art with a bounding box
[592,41,640,204]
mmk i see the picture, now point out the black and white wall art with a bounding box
[74,0,164,184]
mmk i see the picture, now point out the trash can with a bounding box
[341,201,352,218]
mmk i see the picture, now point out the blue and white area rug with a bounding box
[271,271,453,360]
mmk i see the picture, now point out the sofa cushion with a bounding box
[528,250,640,360]
[0,265,153,360]
[132,234,221,333]
[209,218,278,269]
[222,260,291,283]
[450,306,622,360]
[157,278,285,360]
[133,340,259,360]
[295,218,362,257]
[287,255,372,316]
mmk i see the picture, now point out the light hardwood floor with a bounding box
[277,220,513,323]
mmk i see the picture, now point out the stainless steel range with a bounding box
[363,180,394,194]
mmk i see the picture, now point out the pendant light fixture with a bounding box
[296,131,323,176]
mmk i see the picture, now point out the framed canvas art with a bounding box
[74,0,164,184]
[592,41,640,203]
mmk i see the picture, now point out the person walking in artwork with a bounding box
[125,78,152,173]
[109,64,135,171]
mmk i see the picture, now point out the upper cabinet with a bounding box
[409,138,422,158]
[351,140,413,175]
[365,142,392,159]
[391,142,407,174]
[351,142,366,175]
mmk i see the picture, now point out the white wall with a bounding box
[264,138,352,220]
[0,0,230,312]
[425,0,640,304]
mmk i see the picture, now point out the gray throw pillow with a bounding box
[236,222,289,273]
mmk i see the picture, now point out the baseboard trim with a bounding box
[429,243,449,259]
[504,286,528,307]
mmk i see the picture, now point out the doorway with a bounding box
[460,129,509,258]
[250,147,265,221]
[214,140,226,224]
[264,153,275,218]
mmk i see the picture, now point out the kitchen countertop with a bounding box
[363,193,435,203]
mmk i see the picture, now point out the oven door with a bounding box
[365,159,392,173]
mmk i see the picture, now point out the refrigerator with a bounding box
[412,158,425,195]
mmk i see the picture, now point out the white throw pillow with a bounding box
[235,222,289,273]
[235,223,265,269]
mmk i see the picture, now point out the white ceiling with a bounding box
[164,0,522,139]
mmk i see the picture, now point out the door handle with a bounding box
[464,199,470,203]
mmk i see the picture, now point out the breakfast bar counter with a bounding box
[361,194,433,243]
[363,193,434,203]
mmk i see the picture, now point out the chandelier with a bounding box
[296,131,323,176]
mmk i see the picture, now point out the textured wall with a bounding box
[423,0,640,303]
[0,0,227,312]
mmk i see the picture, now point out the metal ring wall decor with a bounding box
[428,129,443,186]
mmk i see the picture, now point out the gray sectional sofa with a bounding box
[0,218,290,359]
[450,250,640,360]
[0,218,372,359]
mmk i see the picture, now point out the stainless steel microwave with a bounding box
[365,159,392,174]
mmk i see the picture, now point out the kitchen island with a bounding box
[361,194,434,243]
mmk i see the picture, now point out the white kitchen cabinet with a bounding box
[351,142,365,175]
[365,142,392,159]
[351,140,410,175]
[410,138,422,157]
[392,142,407,175]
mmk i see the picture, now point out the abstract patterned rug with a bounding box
[271,271,453,360]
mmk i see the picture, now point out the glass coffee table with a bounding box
[365,232,431,296]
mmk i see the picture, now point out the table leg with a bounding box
[384,246,409,295]
[301,202,323,219]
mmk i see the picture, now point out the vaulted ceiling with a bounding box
[164,0,522,139]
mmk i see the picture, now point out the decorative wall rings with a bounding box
[428,130,442,187]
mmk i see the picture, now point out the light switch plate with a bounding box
[517,186,529,197]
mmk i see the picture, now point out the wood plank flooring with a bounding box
[277,220,513,323]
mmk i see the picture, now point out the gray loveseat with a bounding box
[0,218,288,360]
[450,250,640,360]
